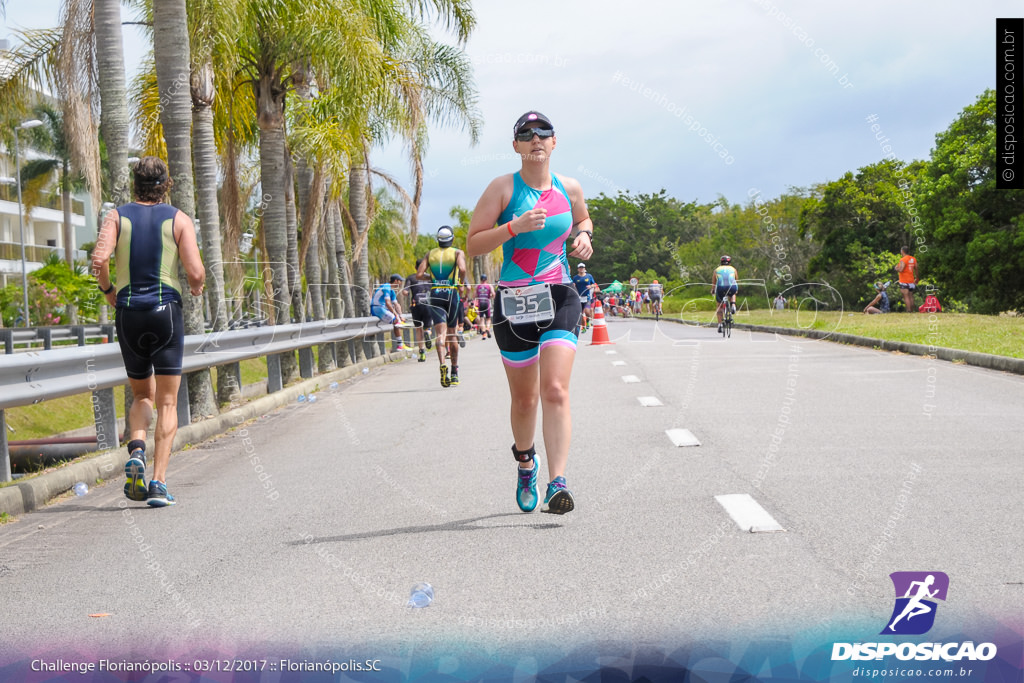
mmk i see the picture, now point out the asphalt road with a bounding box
[1,317,1020,676]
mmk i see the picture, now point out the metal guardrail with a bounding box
[0,316,390,481]
[1,324,114,353]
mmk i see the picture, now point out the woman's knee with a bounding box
[510,392,539,414]
[540,380,569,406]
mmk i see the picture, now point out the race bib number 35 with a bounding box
[501,284,555,325]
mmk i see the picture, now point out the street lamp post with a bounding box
[12,119,44,327]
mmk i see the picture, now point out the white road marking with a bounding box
[621,375,641,383]
[612,360,626,366]
[665,428,700,446]
[714,494,785,533]
[637,396,663,407]
[605,350,617,355]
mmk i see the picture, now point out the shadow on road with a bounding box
[291,512,563,545]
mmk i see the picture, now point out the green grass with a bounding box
[670,307,1024,359]
[5,386,128,441]
[6,357,273,442]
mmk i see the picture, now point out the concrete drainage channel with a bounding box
[0,351,408,518]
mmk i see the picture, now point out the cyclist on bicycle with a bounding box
[712,255,738,334]
[648,279,663,317]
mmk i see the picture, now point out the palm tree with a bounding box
[235,0,403,376]
[18,104,83,267]
[152,0,219,419]
[95,0,131,205]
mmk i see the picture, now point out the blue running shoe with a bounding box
[123,450,148,501]
[516,454,539,512]
[542,476,574,515]
[146,480,176,507]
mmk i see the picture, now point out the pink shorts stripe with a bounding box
[501,353,539,368]
[539,337,578,352]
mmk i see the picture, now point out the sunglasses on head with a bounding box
[515,127,555,142]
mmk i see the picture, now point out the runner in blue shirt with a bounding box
[571,263,597,332]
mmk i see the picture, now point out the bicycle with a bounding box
[718,298,733,338]
[652,299,663,320]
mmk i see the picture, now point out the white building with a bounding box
[0,38,92,288]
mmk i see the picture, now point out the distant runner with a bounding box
[475,274,495,339]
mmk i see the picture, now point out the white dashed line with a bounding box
[612,360,626,366]
[665,428,700,446]
[637,396,663,407]
[714,494,785,533]
[605,350,617,355]
[621,375,641,383]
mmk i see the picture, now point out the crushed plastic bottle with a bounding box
[361,368,369,375]
[329,382,339,390]
[72,482,88,496]
[407,582,433,608]
[308,394,317,403]
[297,394,307,403]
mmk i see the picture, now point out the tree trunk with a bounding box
[255,85,298,383]
[284,150,303,322]
[94,0,130,205]
[154,0,217,420]
[332,201,355,318]
[324,199,344,320]
[348,164,376,359]
[332,201,357,365]
[191,59,233,404]
[61,159,78,324]
[349,164,371,317]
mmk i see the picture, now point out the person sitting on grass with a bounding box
[863,282,890,315]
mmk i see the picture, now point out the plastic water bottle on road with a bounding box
[297,394,307,403]
[329,382,339,390]
[72,482,88,496]
[407,582,433,608]
[308,394,317,403]
[362,368,369,375]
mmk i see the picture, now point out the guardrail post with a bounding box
[39,328,53,350]
[298,347,314,379]
[101,324,115,344]
[176,376,191,427]
[267,354,283,393]
[377,334,386,356]
[1,329,11,355]
[72,325,86,346]
[92,387,120,452]
[1,410,10,482]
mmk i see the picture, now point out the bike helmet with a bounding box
[721,255,732,265]
[390,273,403,283]
[437,226,454,247]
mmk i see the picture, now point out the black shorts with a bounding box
[477,302,492,319]
[493,283,581,367]
[426,290,461,328]
[715,285,738,302]
[410,300,433,327]
[115,302,184,379]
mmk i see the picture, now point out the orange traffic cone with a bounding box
[589,299,613,345]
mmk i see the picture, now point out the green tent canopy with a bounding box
[602,280,623,293]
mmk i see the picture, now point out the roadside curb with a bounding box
[0,350,409,519]
[644,316,1024,375]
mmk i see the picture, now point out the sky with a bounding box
[2,0,1014,230]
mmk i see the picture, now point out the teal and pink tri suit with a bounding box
[492,172,582,366]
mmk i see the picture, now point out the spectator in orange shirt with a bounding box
[895,246,918,312]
